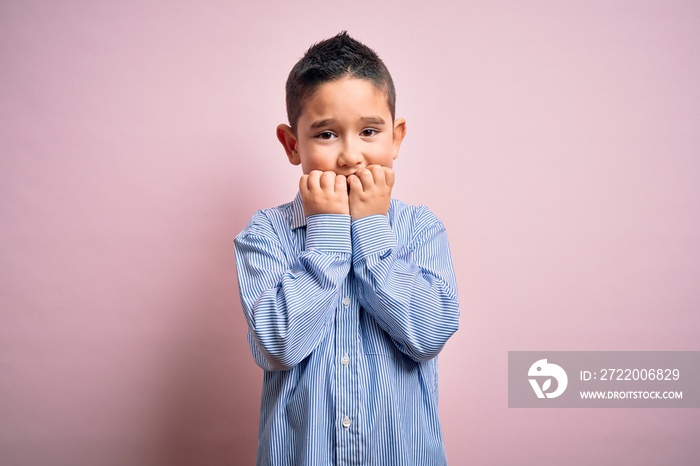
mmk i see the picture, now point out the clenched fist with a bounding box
[347,164,395,220]
[299,170,349,217]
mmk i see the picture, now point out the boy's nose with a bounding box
[338,142,363,167]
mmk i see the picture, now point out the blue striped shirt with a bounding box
[234,193,460,465]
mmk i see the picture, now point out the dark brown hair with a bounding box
[284,31,396,133]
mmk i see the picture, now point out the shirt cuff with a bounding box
[305,214,352,253]
[351,215,397,260]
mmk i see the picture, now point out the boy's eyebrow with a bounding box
[359,116,387,125]
[309,118,335,129]
[308,116,387,129]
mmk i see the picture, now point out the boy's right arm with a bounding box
[234,213,350,371]
[234,171,351,371]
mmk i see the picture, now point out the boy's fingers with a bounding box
[348,174,363,192]
[357,168,374,188]
[299,174,310,193]
[369,165,386,185]
[320,171,335,190]
[307,170,322,190]
[335,174,347,193]
[384,167,395,188]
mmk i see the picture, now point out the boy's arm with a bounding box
[351,207,460,363]
[234,171,351,371]
[234,211,351,371]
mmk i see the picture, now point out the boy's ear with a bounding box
[391,117,407,160]
[276,124,301,165]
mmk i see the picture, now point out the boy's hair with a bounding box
[285,31,396,133]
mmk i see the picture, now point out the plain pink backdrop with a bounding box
[1,1,699,465]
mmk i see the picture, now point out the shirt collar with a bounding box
[289,192,306,229]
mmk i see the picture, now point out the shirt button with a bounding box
[342,416,351,428]
[342,297,351,306]
[341,354,350,366]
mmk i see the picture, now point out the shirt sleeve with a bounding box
[234,212,352,371]
[351,207,460,363]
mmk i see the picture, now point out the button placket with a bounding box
[336,282,358,450]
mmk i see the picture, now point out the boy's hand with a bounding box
[347,164,395,220]
[300,170,350,217]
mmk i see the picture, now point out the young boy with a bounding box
[234,31,460,466]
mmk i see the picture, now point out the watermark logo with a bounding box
[528,359,568,399]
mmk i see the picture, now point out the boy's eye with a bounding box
[316,131,336,140]
[361,128,379,137]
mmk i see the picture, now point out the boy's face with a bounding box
[277,77,406,176]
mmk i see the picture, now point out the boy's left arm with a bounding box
[351,209,460,363]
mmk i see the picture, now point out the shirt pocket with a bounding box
[360,311,397,359]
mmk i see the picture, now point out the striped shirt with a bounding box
[234,193,460,466]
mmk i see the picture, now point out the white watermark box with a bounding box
[508,352,700,408]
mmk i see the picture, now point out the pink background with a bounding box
[1,1,699,465]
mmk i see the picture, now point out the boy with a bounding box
[234,31,460,466]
